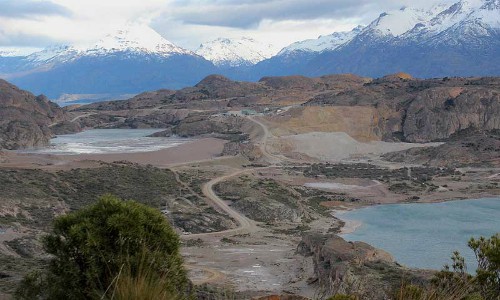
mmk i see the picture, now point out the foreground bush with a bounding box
[395,233,499,300]
[15,194,189,299]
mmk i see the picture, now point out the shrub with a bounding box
[15,194,189,299]
[402,234,499,300]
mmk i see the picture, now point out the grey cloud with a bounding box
[164,0,387,28]
[0,0,71,19]
[0,29,60,47]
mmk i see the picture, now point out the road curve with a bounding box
[182,168,259,239]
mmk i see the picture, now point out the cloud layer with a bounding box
[0,0,70,18]
[167,0,376,28]
[0,0,454,51]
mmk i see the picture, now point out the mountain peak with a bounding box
[196,37,277,67]
[78,24,192,57]
[24,24,192,66]
[367,6,436,37]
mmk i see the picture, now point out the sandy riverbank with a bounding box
[0,138,226,170]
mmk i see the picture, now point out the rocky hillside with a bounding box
[0,163,235,294]
[304,76,500,142]
[78,74,369,112]
[0,80,67,149]
[70,74,500,146]
[383,129,500,167]
[297,234,431,299]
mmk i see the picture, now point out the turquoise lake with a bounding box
[21,129,189,155]
[338,198,500,271]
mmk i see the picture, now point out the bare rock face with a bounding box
[297,234,430,299]
[306,76,500,143]
[403,86,500,142]
[0,80,67,149]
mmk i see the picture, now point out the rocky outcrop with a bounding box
[297,234,431,299]
[306,76,500,142]
[383,129,500,167]
[0,80,67,149]
[403,85,500,142]
[71,75,499,145]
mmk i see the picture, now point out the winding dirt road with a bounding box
[182,168,259,239]
[181,115,300,240]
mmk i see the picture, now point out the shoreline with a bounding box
[0,137,227,170]
[330,197,500,272]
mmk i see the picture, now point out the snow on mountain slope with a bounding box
[403,0,500,41]
[475,0,500,27]
[278,26,363,55]
[196,37,277,67]
[24,24,193,66]
[80,24,192,57]
[364,7,439,37]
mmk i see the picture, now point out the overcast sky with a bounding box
[0,0,454,52]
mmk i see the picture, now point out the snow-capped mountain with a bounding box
[249,0,500,80]
[77,24,192,58]
[278,26,363,55]
[196,37,277,67]
[362,7,440,37]
[1,0,499,101]
[25,24,193,66]
[1,24,215,100]
[300,0,500,77]
[404,0,500,44]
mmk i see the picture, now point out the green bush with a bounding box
[15,194,189,299]
[468,234,499,299]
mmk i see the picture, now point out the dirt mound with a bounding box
[274,132,436,161]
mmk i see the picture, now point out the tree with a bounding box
[469,234,500,299]
[16,194,189,299]
[431,233,500,300]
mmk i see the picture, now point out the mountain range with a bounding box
[0,0,498,103]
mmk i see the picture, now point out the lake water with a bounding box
[21,129,189,155]
[337,198,500,271]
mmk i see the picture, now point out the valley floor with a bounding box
[0,116,499,298]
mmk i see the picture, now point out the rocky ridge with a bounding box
[0,80,67,149]
[304,76,500,142]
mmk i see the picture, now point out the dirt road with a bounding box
[182,168,259,240]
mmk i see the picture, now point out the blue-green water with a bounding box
[21,129,189,155]
[338,198,500,271]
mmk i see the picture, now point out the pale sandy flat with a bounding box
[0,138,226,169]
[275,132,442,161]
